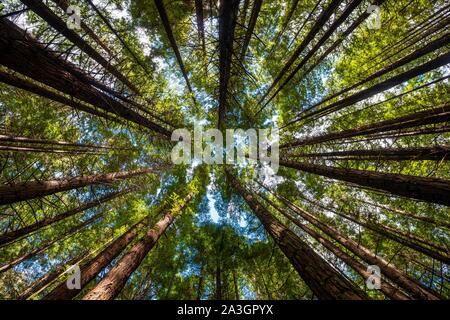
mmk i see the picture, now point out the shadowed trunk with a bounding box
[82,194,193,300]
[0,213,101,273]
[20,0,138,93]
[44,219,147,300]
[282,103,450,148]
[0,189,132,246]
[280,160,450,206]
[0,19,170,137]
[217,0,240,129]
[226,169,368,300]
[259,192,410,300]
[0,168,152,205]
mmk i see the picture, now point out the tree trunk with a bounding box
[0,19,170,137]
[0,213,101,273]
[0,189,132,246]
[44,219,146,300]
[299,0,386,82]
[297,50,450,122]
[82,194,193,300]
[20,0,138,93]
[306,31,450,114]
[17,251,88,300]
[154,0,196,104]
[240,0,262,60]
[280,160,450,206]
[196,263,204,300]
[259,192,410,300]
[195,0,206,54]
[0,70,126,126]
[217,0,240,129]
[266,189,441,299]
[226,169,368,300]
[282,103,450,148]
[259,0,342,104]
[0,168,152,205]
[265,0,363,105]
[215,263,222,300]
[290,145,450,161]
[51,0,116,57]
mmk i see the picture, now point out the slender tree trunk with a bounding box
[282,103,450,148]
[20,0,138,93]
[50,0,116,57]
[359,199,450,229]
[240,0,262,60]
[266,189,441,300]
[85,0,152,75]
[215,262,222,300]
[0,189,132,246]
[196,263,204,300]
[259,192,410,300]
[17,251,88,300]
[154,0,196,104]
[0,168,152,205]
[0,213,101,273]
[305,32,450,114]
[0,19,170,137]
[280,160,450,206]
[82,194,193,300]
[264,0,363,106]
[195,0,206,54]
[259,0,342,104]
[44,219,146,300]
[0,134,128,151]
[226,169,368,300]
[233,269,239,300]
[0,70,126,126]
[299,0,386,82]
[290,145,450,161]
[297,50,450,122]
[218,0,240,129]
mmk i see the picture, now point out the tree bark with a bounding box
[217,0,240,129]
[264,0,363,106]
[259,0,342,104]
[20,0,138,93]
[281,103,450,148]
[259,192,410,300]
[304,32,450,114]
[0,213,101,273]
[0,168,152,205]
[195,0,206,54]
[0,19,171,137]
[291,145,450,161]
[240,0,262,60]
[266,189,441,299]
[280,160,450,206]
[297,50,450,122]
[44,219,146,300]
[17,251,88,300]
[0,189,132,246]
[0,70,126,126]
[154,0,196,104]
[226,169,368,300]
[82,194,193,300]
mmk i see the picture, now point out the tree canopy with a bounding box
[0,0,448,300]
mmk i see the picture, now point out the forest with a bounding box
[0,0,448,300]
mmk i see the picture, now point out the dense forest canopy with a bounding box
[0,0,448,300]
